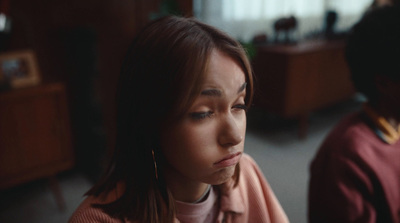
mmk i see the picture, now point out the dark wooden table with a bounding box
[252,40,355,138]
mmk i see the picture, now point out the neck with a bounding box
[163,165,210,203]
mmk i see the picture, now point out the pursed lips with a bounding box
[213,152,242,167]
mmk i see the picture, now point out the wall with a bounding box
[5,0,192,180]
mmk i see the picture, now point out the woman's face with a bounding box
[160,49,247,186]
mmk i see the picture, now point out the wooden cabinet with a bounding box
[252,40,355,137]
[0,83,74,190]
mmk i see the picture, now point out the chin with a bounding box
[209,165,237,185]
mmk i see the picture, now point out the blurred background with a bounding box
[0,0,376,222]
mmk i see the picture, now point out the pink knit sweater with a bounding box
[69,154,289,223]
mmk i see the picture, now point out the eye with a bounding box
[189,111,214,120]
[232,104,248,112]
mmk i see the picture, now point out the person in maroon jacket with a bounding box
[308,5,400,223]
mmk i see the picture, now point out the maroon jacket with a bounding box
[308,112,400,223]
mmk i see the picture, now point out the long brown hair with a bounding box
[86,15,254,222]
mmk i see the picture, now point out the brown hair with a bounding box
[346,5,400,104]
[86,15,254,222]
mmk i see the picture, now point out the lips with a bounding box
[214,152,242,168]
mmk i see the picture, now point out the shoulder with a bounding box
[328,112,371,143]
[237,153,267,195]
[310,112,380,178]
[236,153,289,222]
[239,153,258,170]
[316,112,374,158]
[238,153,266,184]
[238,153,272,192]
[68,196,123,223]
[69,187,128,223]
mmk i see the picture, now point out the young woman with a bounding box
[69,16,288,223]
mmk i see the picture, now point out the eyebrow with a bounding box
[237,82,247,94]
[200,82,247,97]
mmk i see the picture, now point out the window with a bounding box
[194,0,372,41]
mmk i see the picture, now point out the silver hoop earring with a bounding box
[151,150,158,180]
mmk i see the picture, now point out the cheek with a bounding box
[234,112,247,139]
[161,123,215,165]
[160,123,221,183]
[240,114,247,133]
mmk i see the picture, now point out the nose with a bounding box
[218,113,245,147]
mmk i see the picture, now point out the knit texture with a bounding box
[69,154,289,223]
[308,112,400,223]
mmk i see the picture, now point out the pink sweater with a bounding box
[69,154,289,223]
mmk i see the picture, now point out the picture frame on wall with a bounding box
[0,50,41,89]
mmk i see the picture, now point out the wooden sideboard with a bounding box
[252,40,355,137]
[0,83,74,209]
